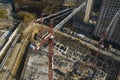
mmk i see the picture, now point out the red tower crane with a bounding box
[34,15,54,80]
[34,2,86,80]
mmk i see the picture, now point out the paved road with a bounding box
[2,43,22,80]
[0,34,20,71]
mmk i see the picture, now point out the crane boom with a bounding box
[36,2,86,50]
[36,8,72,22]
[53,2,86,32]
[51,10,73,20]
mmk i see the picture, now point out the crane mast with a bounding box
[48,21,54,80]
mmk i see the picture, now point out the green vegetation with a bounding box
[42,0,64,14]
[24,12,35,22]
[14,0,64,14]
[14,11,35,22]
[0,9,8,19]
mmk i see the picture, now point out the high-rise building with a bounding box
[94,0,120,45]
[84,0,94,22]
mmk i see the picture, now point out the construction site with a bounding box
[0,1,120,80]
[18,19,120,80]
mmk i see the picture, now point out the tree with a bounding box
[24,12,35,22]
[0,9,8,19]
[14,11,35,22]
[14,0,65,16]
[42,0,64,14]
[16,11,25,20]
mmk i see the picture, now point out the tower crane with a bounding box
[35,2,86,80]
[94,8,120,67]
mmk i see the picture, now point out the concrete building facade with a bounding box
[94,0,120,44]
[84,0,94,22]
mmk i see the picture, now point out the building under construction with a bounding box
[0,1,120,80]
[94,0,120,45]
[21,23,120,80]
[21,1,120,80]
